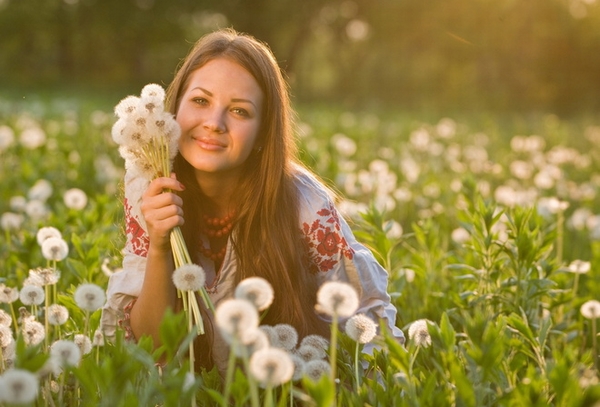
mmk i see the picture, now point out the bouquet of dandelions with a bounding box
[112,84,214,363]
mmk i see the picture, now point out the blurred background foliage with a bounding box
[0,0,599,115]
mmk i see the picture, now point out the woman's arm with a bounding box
[129,174,185,346]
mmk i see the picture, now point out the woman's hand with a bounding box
[140,173,186,253]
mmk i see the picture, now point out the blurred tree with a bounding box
[0,0,598,113]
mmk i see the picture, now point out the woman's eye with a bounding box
[192,97,208,105]
[232,107,249,117]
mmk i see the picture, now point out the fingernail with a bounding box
[179,182,185,190]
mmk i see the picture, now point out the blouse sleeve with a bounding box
[100,173,150,341]
[295,169,405,347]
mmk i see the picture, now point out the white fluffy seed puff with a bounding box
[580,300,600,320]
[74,283,106,312]
[41,236,69,261]
[36,226,62,246]
[0,368,39,404]
[215,298,259,344]
[234,277,274,311]
[345,313,377,344]
[19,285,44,306]
[249,347,295,388]
[408,319,433,348]
[172,264,206,292]
[315,281,359,318]
[46,304,69,326]
[50,340,82,369]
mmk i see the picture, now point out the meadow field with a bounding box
[1,94,600,406]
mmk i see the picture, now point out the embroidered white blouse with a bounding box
[101,166,404,372]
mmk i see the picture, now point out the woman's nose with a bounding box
[203,109,226,134]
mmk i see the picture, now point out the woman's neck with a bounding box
[194,171,237,217]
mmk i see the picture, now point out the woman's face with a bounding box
[176,58,264,181]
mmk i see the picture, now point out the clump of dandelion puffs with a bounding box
[0,368,39,404]
[29,267,60,286]
[408,319,432,348]
[41,236,69,261]
[234,276,274,311]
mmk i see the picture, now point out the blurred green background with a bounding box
[0,0,599,115]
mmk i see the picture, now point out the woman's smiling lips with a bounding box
[193,136,227,151]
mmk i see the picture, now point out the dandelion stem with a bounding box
[240,346,260,407]
[329,314,339,388]
[223,338,237,407]
[593,317,598,371]
[44,284,50,349]
[354,341,361,389]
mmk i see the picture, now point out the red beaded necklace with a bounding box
[199,212,235,262]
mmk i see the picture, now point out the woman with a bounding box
[101,28,404,372]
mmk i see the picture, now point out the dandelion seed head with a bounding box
[345,313,377,344]
[172,264,206,292]
[41,236,69,261]
[46,304,69,326]
[272,324,299,351]
[36,227,62,247]
[248,347,294,387]
[0,368,39,404]
[234,277,274,311]
[114,95,140,119]
[232,328,269,358]
[2,341,16,366]
[580,300,600,320]
[295,344,326,362]
[303,359,331,382]
[92,329,105,347]
[25,199,49,220]
[0,285,19,304]
[74,334,92,355]
[0,124,15,152]
[20,126,47,149]
[74,283,106,312]
[215,298,259,343]
[0,309,12,327]
[316,281,359,318]
[19,285,45,306]
[408,319,432,348]
[568,260,591,274]
[29,267,60,286]
[28,179,53,202]
[0,325,14,347]
[258,325,276,345]
[140,83,166,105]
[63,188,88,210]
[50,340,82,369]
[22,319,45,346]
[0,212,24,231]
[300,334,329,351]
[289,352,306,381]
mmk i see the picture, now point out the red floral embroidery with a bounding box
[125,199,149,257]
[302,202,354,273]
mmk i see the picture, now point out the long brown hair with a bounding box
[166,29,329,339]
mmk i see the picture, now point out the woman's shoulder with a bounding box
[291,163,337,206]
